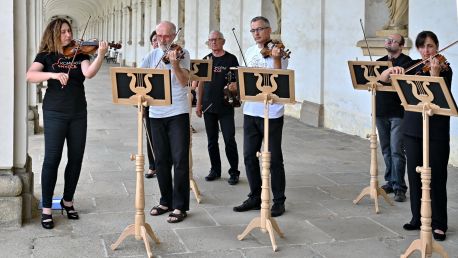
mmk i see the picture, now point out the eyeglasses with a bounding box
[385,38,400,44]
[250,27,269,33]
[208,38,223,42]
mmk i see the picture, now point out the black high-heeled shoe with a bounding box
[433,229,446,241]
[41,213,54,229]
[60,199,79,220]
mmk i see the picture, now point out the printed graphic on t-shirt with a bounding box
[52,57,82,71]
[214,66,227,73]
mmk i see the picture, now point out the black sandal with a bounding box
[144,169,157,179]
[150,205,170,216]
[167,211,187,223]
[41,213,54,229]
[60,199,79,220]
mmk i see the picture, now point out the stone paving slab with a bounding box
[2,63,457,258]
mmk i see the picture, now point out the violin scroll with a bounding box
[260,39,291,59]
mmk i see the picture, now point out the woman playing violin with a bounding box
[26,18,108,229]
[380,31,452,241]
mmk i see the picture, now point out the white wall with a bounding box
[323,0,373,136]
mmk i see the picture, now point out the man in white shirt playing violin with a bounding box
[233,16,288,217]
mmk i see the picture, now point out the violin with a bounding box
[161,43,185,64]
[421,54,450,73]
[63,40,121,58]
[223,70,241,107]
[260,39,291,59]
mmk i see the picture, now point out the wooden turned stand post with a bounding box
[111,96,160,258]
[401,105,448,258]
[353,82,394,213]
[188,86,201,203]
[237,94,284,251]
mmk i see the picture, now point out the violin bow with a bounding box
[231,28,248,66]
[154,27,183,69]
[405,40,458,73]
[63,16,91,87]
[359,19,373,61]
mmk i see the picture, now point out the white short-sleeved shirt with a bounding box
[140,48,190,118]
[243,44,289,119]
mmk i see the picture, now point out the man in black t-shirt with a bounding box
[195,30,241,185]
[376,33,411,202]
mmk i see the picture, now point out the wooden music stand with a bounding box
[109,67,172,258]
[190,59,212,81]
[348,61,394,213]
[391,74,457,258]
[187,59,213,203]
[235,67,295,251]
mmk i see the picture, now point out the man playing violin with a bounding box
[140,21,191,223]
[233,16,288,217]
[195,30,241,185]
[376,33,411,202]
[380,31,453,241]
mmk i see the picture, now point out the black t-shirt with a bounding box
[376,53,412,117]
[34,52,90,114]
[202,51,239,113]
[402,59,453,140]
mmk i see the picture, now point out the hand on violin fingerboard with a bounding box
[97,41,109,57]
[271,46,282,59]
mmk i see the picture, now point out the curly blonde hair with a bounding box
[39,18,72,53]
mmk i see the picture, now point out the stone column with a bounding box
[184,0,214,59]
[161,0,171,21]
[0,0,34,227]
[170,0,180,25]
[116,8,122,43]
[220,0,262,65]
[27,0,40,135]
[144,0,152,52]
[123,5,131,66]
[132,0,139,66]
[138,0,145,47]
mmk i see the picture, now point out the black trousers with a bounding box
[243,115,286,204]
[150,113,190,211]
[203,110,239,175]
[144,106,156,170]
[41,110,87,208]
[404,135,449,232]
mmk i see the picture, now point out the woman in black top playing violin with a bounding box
[26,18,108,229]
[380,31,452,241]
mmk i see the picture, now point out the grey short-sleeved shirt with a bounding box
[140,48,191,118]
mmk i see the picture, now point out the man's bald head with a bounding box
[155,21,177,49]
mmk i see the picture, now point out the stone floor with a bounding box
[1,63,457,258]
